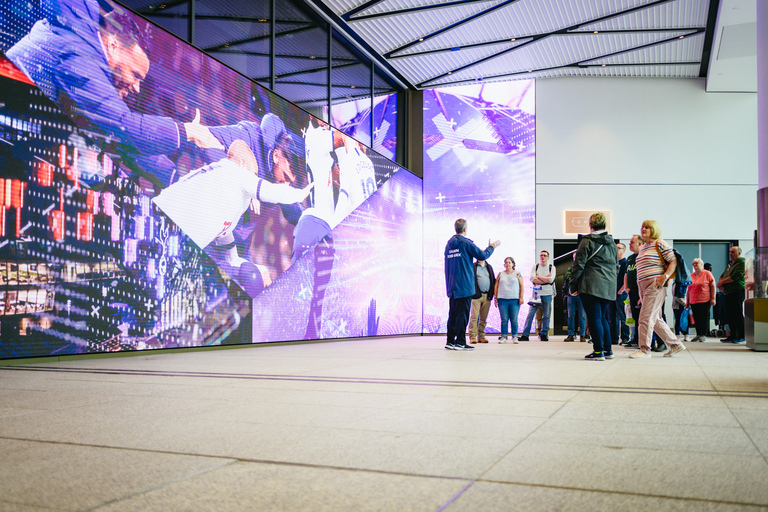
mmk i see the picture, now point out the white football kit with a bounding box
[336,146,376,223]
[153,158,308,249]
[303,123,336,226]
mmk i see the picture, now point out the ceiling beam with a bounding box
[421,31,705,88]
[349,0,498,22]
[385,0,523,58]
[699,0,722,77]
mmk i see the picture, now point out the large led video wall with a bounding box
[422,83,536,334]
[325,94,398,161]
[0,0,419,359]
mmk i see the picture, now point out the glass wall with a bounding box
[121,0,399,154]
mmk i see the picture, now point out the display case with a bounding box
[745,247,768,351]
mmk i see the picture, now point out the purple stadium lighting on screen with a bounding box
[422,82,536,335]
[0,0,419,357]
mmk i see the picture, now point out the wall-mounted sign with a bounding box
[564,211,611,234]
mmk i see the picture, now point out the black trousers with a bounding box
[447,296,472,346]
[724,290,745,340]
[629,290,640,343]
[690,302,711,337]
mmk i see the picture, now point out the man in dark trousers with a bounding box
[444,219,499,351]
[622,235,642,349]
[609,242,630,344]
[718,246,746,344]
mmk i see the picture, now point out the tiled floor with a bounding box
[1,335,768,511]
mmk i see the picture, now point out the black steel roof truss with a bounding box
[349,0,499,22]
[422,29,706,88]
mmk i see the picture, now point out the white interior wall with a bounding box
[535,77,758,244]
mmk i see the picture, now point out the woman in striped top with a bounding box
[628,220,687,359]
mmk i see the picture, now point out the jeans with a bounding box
[522,294,552,337]
[609,291,630,342]
[447,296,472,346]
[580,293,612,354]
[567,295,586,336]
[498,298,521,337]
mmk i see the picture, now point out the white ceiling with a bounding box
[311,0,757,91]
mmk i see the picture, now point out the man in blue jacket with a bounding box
[444,219,500,350]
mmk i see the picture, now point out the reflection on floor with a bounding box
[1,335,767,511]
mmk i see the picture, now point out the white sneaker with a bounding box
[700,336,707,342]
[499,337,507,344]
[629,350,651,359]
[683,335,691,342]
[512,337,519,344]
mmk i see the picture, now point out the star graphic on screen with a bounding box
[427,113,481,166]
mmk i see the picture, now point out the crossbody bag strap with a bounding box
[654,240,670,272]
[587,245,602,262]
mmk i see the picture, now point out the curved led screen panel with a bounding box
[0,0,418,358]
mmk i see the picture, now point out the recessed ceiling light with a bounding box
[511,38,516,41]
[419,38,423,42]
[679,35,684,39]
[602,64,606,67]
[593,31,598,34]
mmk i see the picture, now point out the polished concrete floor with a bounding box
[1,335,768,511]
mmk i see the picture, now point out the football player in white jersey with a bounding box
[154,139,312,250]
[291,121,338,263]
[334,135,376,225]
[153,140,313,293]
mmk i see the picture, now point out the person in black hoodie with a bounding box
[468,260,496,343]
[569,213,620,361]
[444,219,500,351]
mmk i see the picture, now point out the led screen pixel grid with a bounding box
[422,83,536,335]
[0,0,419,359]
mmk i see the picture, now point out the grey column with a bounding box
[758,0,767,246]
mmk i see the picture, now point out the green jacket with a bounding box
[719,257,745,295]
[569,231,619,302]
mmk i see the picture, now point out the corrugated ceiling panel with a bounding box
[355,0,504,17]
[574,0,710,31]
[581,64,701,76]
[393,0,660,56]
[427,61,699,87]
[424,31,688,84]
[318,0,366,16]
[390,41,522,83]
[349,1,500,54]
[583,31,704,64]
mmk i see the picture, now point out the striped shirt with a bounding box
[636,239,675,283]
